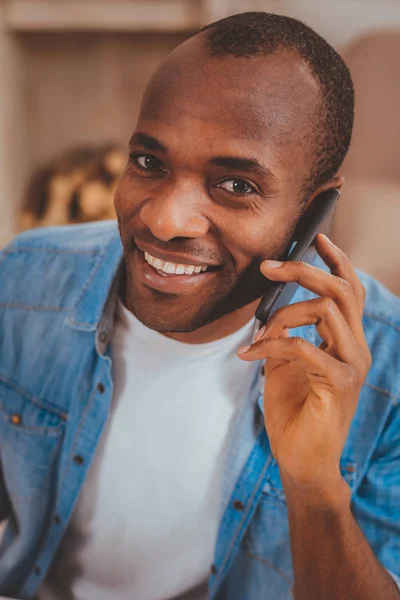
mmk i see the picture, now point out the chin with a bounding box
[127,297,209,333]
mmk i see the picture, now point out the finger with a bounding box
[257,298,362,364]
[261,327,290,376]
[260,256,366,350]
[238,336,341,381]
[315,234,366,316]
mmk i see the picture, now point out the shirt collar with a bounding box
[66,227,123,333]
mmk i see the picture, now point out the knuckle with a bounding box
[349,366,362,388]
[318,296,337,316]
[336,277,355,298]
[291,261,313,281]
[298,261,313,274]
[339,366,359,392]
[289,336,306,351]
[347,357,369,389]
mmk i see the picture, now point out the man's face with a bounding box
[115,37,321,333]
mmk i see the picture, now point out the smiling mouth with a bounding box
[143,250,218,277]
[134,248,220,294]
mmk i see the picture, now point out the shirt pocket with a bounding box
[0,378,65,502]
[244,457,358,584]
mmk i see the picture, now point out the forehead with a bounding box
[139,39,320,149]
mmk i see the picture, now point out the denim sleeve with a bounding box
[351,400,400,585]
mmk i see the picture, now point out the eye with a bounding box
[218,179,256,195]
[132,154,166,172]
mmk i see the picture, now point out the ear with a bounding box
[304,175,344,210]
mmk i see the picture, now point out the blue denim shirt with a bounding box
[0,221,399,600]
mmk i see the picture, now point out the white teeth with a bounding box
[153,258,163,270]
[143,251,210,275]
[163,263,176,274]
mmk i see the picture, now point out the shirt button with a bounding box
[211,564,218,576]
[11,414,22,425]
[34,566,41,576]
[343,465,355,473]
[261,365,265,376]
[97,382,105,394]
[233,500,245,511]
[54,514,61,525]
[73,455,84,466]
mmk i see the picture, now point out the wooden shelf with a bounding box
[4,0,202,32]
[3,0,287,34]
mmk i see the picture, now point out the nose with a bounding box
[139,180,209,242]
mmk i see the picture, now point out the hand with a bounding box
[237,234,371,490]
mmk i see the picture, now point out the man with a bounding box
[0,11,399,600]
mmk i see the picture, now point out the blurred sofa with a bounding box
[331,177,400,295]
[330,30,400,295]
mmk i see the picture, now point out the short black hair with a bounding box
[195,12,354,200]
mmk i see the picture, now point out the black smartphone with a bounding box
[254,188,340,326]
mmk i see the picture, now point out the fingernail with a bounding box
[254,325,266,342]
[237,345,251,354]
[262,260,283,269]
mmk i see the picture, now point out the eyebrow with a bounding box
[129,132,168,153]
[129,133,278,187]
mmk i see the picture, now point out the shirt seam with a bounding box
[4,247,99,256]
[363,311,400,334]
[0,303,70,312]
[67,234,116,328]
[211,423,273,594]
[5,433,64,504]
[364,382,396,401]
[351,387,399,493]
[243,537,293,584]
[0,372,68,419]
[57,363,105,492]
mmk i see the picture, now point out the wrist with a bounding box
[281,470,351,514]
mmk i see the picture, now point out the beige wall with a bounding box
[1,0,400,247]
[223,0,400,48]
[21,32,188,168]
[0,7,26,244]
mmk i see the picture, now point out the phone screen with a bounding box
[254,188,340,328]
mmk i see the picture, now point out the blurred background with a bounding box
[0,0,399,293]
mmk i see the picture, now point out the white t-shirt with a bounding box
[40,300,257,600]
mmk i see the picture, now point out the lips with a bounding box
[135,241,220,269]
[133,248,217,294]
[144,251,209,276]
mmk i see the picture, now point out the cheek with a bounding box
[226,215,291,268]
[114,175,142,219]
